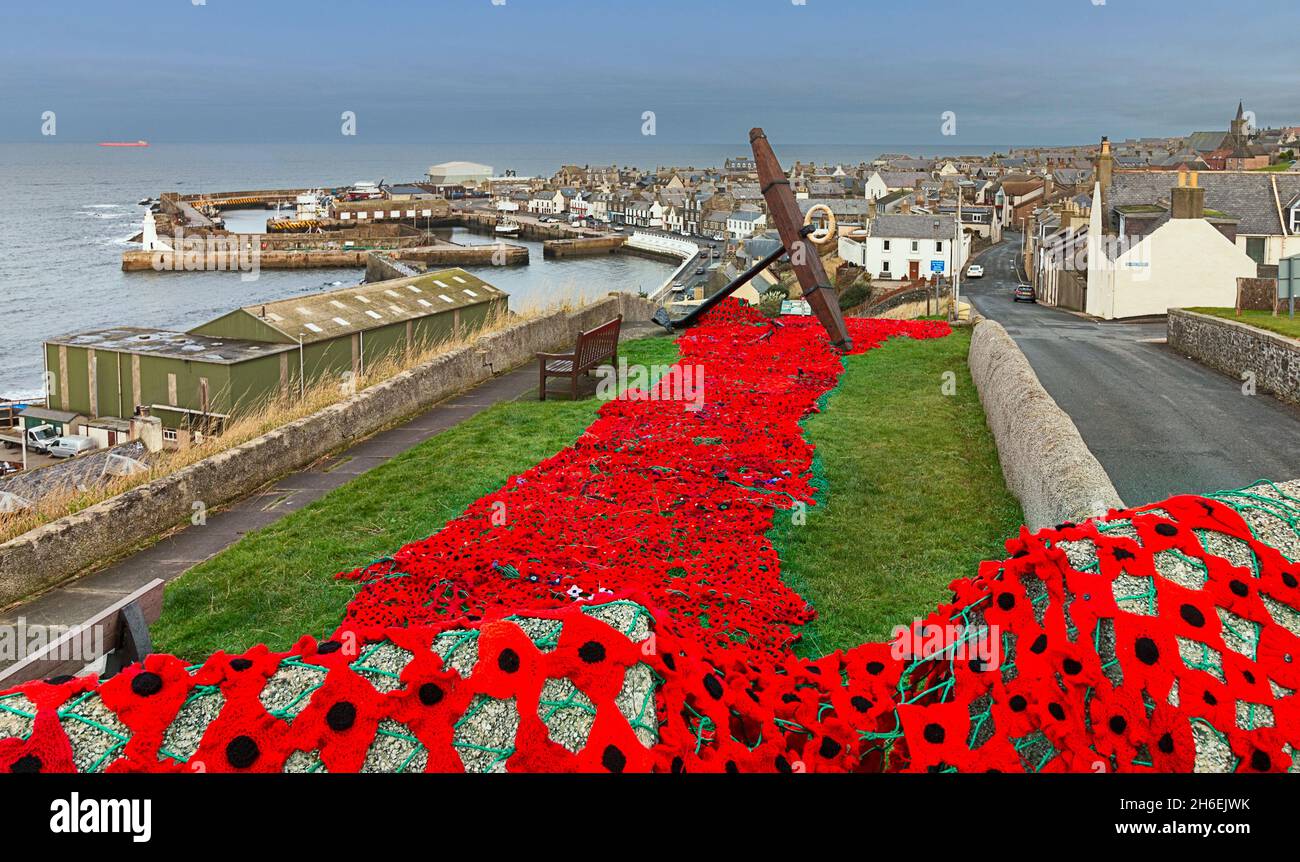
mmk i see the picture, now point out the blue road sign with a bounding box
[931,260,945,273]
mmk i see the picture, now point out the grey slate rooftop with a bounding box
[1109,171,1300,236]
[867,213,958,238]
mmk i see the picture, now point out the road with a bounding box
[963,233,1300,505]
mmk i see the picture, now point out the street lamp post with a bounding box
[298,333,306,400]
[953,195,963,320]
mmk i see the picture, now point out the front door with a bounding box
[908,260,920,281]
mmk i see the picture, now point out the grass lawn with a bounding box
[769,327,1024,656]
[1186,307,1300,340]
[154,324,1023,664]
[152,334,681,661]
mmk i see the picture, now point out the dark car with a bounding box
[1013,283,1036,303]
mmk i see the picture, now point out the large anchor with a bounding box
[653,127,853,351]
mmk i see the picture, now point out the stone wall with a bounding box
[968,316,1123,530]
[1168,308,1300,405]
[0,294,659,606]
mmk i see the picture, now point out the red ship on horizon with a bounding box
[97,140,149,147]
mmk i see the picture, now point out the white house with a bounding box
[527,190,566,215]
[567,192,591,219]
[865,170,931,201]
[838,214,969,281]
[1085,180,1257,319]
[664,204,685,235]
[1107,170,1300,268]
[727,210,768,239]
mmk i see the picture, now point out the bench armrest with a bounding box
[536,351,576,360]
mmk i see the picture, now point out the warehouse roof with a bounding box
[239,268,507,345]
[45,327,295,364]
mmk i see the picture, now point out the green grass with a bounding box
[1251,162,1295,172]
[154,325,1024,665]
[768,328,1024,656]
[1186,307,1300,340]
[152,334,680,661]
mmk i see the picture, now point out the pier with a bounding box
[542,235,627,258]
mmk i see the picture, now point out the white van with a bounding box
[47,436,98,459]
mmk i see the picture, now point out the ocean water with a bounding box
[0,140,1004,399]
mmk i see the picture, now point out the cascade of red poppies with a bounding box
[4,300,1299,773]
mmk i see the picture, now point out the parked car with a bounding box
[967,264,984,278]
[538,216,558,224]
[695,266,706,275]
[711,234,726,242]
[47,435,98,459]
[1013,283,1036,303]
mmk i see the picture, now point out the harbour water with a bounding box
[0,140,1005,398]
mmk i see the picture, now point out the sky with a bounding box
[2,0,1297,147]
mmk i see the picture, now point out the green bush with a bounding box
[839,283,870,311]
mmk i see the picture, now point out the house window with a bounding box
[911,241,919,252]
[881,260,891,274]
[935,240,944,252]
[1246,237,1267,265]
[882,240,891,251]
[1291,207,1300,233]
[163,428,178,442]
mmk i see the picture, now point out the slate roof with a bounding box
[1187,131,1230,153]
[867,213,958,239]
[1109,171,1300,236]
[876,171,930,189]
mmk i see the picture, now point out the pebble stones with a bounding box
[59,694,130,773]
[161,688,225,765]
[453,696,519,773]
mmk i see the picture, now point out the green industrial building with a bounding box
[43,268,507,445]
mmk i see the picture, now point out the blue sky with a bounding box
[2,0,1297,146]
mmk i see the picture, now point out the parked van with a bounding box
[47,435,98,459]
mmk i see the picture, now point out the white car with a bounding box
[967,264,984,278]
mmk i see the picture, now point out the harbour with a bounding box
[0,144,685,399]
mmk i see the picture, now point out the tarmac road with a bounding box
[963,233,1300,506]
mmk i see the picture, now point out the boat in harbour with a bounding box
[495,216,521,237]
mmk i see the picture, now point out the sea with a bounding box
[0,140,1007,399]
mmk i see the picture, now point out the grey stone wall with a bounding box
[968,317,1123,531]
[0,294,659,605]
[1168,309,1300,405]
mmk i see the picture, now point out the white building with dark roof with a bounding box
[837,214,969,281]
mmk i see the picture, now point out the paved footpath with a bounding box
[0,323,667,671]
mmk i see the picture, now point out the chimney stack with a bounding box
[1170,170,1205,219]
[1096,136,1115,236]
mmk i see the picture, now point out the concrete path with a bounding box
[0,322,668,672]
[965,234,1300,506]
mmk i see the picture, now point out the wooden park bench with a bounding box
[0,578,164,687]
[537,315,622,401]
